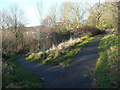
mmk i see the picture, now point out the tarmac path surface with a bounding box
[15,31,110,88]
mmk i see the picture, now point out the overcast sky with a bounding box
[0,0,107,27]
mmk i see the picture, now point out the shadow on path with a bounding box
[15,31,109,88]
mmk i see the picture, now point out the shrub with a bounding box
[74,26,102,37]
[48,28,73,46]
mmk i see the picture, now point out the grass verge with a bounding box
[2,54,46,88]
[95,28,119,88]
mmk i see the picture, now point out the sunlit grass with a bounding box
[95,28,119,88]
[25,34,96,66]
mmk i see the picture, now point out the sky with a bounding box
[0,0,107,27]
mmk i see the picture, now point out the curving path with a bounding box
[15,31,109,88]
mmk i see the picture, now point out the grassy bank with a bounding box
[95,28,119,88]
[3,54,46,88]
[25,34,97,66]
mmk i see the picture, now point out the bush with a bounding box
[49,28,73,46]
[73,26,102,37]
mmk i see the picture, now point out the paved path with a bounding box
[15,31,109,88]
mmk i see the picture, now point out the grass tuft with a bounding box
[25,34,96,66]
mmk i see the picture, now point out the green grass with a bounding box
[2,54,46,88]
[95,28,119,88]
[25,35,97,67]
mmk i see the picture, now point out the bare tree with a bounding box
[60,1,88,30]
[0,9,13,54]
[0,9,11,30]
[9,4,27,52]
[96,0,103,27]
[41,4,58,27]
[36,1,43,51]
[86,0,118,28]
[49,5,58,26]
[60,2,73,29]
[102,1,118,27]
[70,2,87,27]
[41,15,52,26]
[37,2,58,51]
